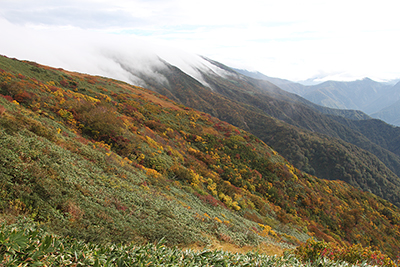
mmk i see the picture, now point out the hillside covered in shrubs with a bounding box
[1,55,400,264]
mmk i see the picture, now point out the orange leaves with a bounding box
[17,73,26,80]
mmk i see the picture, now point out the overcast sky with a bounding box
[1,0,400,82]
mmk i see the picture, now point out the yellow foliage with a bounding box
[232,201,241,211]
[52,90,64,98]
[214,217,223,223]
[207,179,218,196]
[99,93,111,102]
[58,109,74,123]
[9,199,25,214]
[145,136,163,151]
[123,157,133,165]
[229,135,245,143]
[188,147,200,154]
[189,114,199,122]
[194,135,203,142]
[46,81,56,86]
[174,181,182,188]
[233,193,242,201]
[166,146,184,162]
[286,164,299,181]
[94,141,111,151]
[218,193,240,210]
[248,184,256,192]
[190,170,203,188]
[71,91,100,103]
[258,223,277,237]
[324,185,333,194]
[144,167,162,179]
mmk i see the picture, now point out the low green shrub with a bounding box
[1,222,380,267]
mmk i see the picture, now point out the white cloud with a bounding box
[0,0,400,82]
[0,16,221,89]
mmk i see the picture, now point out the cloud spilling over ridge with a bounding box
[0,17,229,88]
[2,0,400,82]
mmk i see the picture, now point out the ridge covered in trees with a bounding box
[123,58,400,208]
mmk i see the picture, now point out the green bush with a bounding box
[1,222,376,267]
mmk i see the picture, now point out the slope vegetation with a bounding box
[117,58,400,208]
[1,56,400,258]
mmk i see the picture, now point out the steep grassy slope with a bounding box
[1,55,400,258]
[118,59,400,208]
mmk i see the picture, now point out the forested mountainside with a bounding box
[2,55,400,259]
[114,56,400,208]
[328,115,400,157]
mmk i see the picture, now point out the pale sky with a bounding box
[1,0,400,82]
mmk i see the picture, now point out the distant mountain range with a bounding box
[235,69,400,127]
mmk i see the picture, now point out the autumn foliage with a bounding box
[1,55,400,263]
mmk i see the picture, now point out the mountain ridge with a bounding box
[107,55,400,207]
